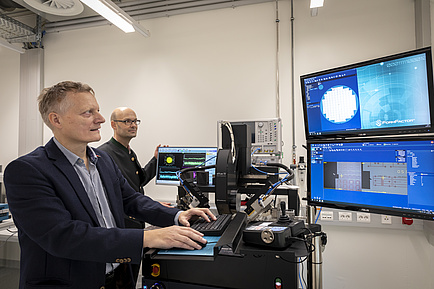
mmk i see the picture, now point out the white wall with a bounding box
[322,224,434,289]
[1,0,434,288]
[42,3,282,200]
[0,47,19,170]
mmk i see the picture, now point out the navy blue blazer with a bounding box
[4,138,180,289]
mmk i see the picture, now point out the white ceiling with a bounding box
[0,0,274,48]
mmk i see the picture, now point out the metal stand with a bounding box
[307,205,324,289]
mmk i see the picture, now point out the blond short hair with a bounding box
[38,81,94,129]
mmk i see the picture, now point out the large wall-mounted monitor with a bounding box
[307,137,434,221]
[155,147,218,186]
[301,47,434,139]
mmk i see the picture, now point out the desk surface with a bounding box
[0,219,17,243]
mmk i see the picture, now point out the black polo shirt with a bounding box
[98,137,157,195]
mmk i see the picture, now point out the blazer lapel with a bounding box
[45,139,100,226]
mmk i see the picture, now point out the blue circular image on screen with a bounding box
[320,85,359,124]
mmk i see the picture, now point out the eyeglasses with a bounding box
[113,119,141,126]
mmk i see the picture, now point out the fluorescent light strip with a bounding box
[80,0,135,33]
[310,0,324,8]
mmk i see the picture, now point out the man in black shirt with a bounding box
[99,107,170,203]
[98,107,158,193]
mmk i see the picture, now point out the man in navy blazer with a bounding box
[4,81,214,289]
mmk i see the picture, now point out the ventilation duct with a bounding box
[22,0,83,16]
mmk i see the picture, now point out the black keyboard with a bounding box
[190,214,232,236]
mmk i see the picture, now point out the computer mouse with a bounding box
[194,239,207,249]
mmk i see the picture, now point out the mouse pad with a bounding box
[157,236,221,256]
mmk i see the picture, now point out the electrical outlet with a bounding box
[320,210,333,221]
[356,212,371,223]
[339,211,352,222]
[381,215,392,224]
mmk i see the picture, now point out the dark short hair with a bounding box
[38,81,94,129]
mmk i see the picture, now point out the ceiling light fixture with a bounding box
[310,0,324,8]
[80,0,150,36]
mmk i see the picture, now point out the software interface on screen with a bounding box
[156,147,218,186]
[302,50,432,137]
[309,139,434,218]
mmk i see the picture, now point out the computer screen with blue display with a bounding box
[155,147,218,186]
[308,138,434,220]
[301,47,434,139]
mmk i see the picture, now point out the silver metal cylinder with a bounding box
[310,234,323,289]
[307,205,323,289]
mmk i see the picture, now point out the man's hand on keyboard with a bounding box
[143,226,207,250]
[178,208,216,227]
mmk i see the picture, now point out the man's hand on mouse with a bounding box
[142,208,214,250]
[143,226,207,250]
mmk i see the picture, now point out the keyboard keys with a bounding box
[190,214,232,236]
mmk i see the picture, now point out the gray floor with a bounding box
[136,263,143,289]
[0,265,143,289]
[0,266,19,289]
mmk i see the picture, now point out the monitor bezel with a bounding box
[300,47,434,140]
[155,146,218,186]
[306,136,434,221]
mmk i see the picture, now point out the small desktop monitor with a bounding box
[301,47,434,139]
[307,137,434,220]
[155,147,218,186]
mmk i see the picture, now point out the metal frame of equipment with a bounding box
[169,119,326,289]
[143,212,309,289]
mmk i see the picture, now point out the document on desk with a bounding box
[157,236,220,257]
